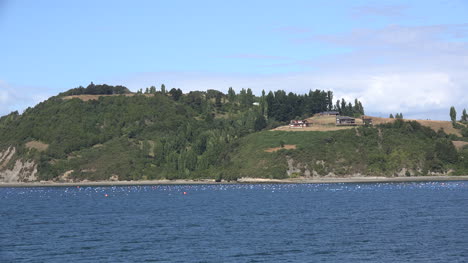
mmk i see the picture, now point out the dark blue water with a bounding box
[1,182,467,262]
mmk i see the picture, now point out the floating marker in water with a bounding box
[104,194,108,197]
[183,192,187,195]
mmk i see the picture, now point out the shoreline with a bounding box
[1,175,468,188]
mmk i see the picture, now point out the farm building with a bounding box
[336,116,356,126]
[320,111,339,116]
[361,116,373,125]
[290,120,309,128]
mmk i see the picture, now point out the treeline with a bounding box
[264,90,364,122]
[59,82,131,96]
[389,113,404,119]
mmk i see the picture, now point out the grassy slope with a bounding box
[226,123,467,179]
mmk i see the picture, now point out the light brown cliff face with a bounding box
[0,147,38,183]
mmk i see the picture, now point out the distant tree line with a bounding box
[389,113,404,119]
[60,82,130,96]
[264,89,364,122]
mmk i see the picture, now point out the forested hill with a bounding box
[0,83,467,183]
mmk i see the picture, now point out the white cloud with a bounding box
[2,23,467,121]
[0,81,51,116]
[113,68,466,121]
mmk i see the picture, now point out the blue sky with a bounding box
[1,0,468,120]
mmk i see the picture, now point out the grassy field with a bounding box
[272,114,463,136]
[62,93,157,101]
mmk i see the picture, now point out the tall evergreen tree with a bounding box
[227,87,236,102]
[327,91,333,111]
[461,109,467,122]
[450,106,457,123]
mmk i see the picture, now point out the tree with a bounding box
[389,114,394,118]
[169,88,183,101]
[228,87,236,102]
[336,100,341,113]
[215,92,222,108]
[254,115,267,131]
[327,91,333,111]
[450,106,457,123]
[265,91,275,119]
[279,140,285,148]
[462,109,467,122]
[161,84,166,95]
[260,89,266,116]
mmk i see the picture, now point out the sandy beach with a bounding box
[1,175,468,187]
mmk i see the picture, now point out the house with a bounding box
[336,116,356,126]
[361,116,373,125]
[320,111,340,116]
[290,119,309,128]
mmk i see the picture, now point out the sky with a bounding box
[1,0,468,120]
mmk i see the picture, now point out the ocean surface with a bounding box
[1,182,467,262]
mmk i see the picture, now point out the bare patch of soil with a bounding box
[264,144,297,152]
[25,141,49,152]
[62,93,153,101]
[453,141,468,150]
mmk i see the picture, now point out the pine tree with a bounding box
[450,106,457,123]
[228,87,236,102]
[260,89,266,116]
[389,114,394,118]
[327,91,333,111]
[462,109,467,122]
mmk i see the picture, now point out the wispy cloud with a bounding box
[2,22,467,121]
[112,23,468,121]
[313,24,468,49]
[0,81,51,116]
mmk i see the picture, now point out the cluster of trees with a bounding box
[450,106,468,123]
[449,106,468,138]
[336,98,365,117]
[389,113,404,119]
[60,83,130,96]
[264,90,364,122]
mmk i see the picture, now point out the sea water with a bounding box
[1,182,467,262]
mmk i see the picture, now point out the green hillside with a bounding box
[225,121,468,179]
[0,83,467,182]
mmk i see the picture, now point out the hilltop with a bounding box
[1,83,467,183]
